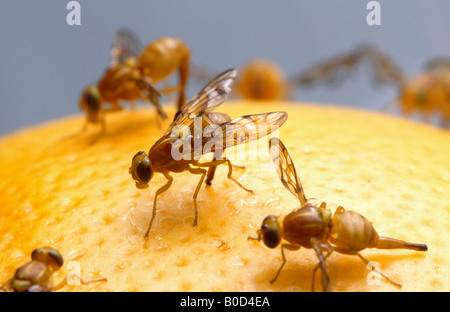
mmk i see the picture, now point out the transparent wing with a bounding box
[133,77,166,119]
[289,44,405,89]
[110,28,143,67]
[357,45,405,87]
[193,111,287,160]
[190,64,219,83]
[269,137,307,206]
[166,68,237,134]
[220,112,287,148]
[425,57,450,72]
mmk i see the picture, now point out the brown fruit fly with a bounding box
[235,59,290,100]
[129,68,288,237]
[291,44,450,127]
[0,247,106,292]
[191,60,291,101]
[400,57,450,127]
[78,28,191,142]
[248,138,428,292]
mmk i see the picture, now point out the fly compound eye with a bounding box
[31,247,63,269]
[84,86,101,111]
[261,215,281,248]
[130,151,153,188]
[48,248,64,268]
[80,86,101,112]
[137,159,152,182]
[31,247,45,261]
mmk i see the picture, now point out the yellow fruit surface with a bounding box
[0,100,448,292]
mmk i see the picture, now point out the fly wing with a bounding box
[133,77,166,119]
[219,112,287,148]
[425,57,450,72]
[289,45,405,88]
[110,28,143,67]
[269,137,307,206]
[165,68,237,134]
[190,111,287,161]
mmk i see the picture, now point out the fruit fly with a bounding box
[293,44,450,127]
[234,60,290,100]
[0,247,106,292]
[399,57,450,127]
[78,28,191,141]
[191,60,291,101]
[248,138,428,292]
[129,68,288,237]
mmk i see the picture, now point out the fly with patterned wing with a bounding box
[129,68,288,237]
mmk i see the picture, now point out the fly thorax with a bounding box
[282,205,328,248]
[319,207,332,237]
[13,261,51,291]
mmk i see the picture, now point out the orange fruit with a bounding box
[0,100,448,292]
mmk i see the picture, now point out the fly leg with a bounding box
[205,165,218,186]
[270,243,299,284]
[187,166,208,227]
[145,172,173,237]
[205,150,222,186]
[198,158,253,194]
[224,157,253,193]
[355,252,402,289]
[188,159,250,227]
[356,235,427,288]
[60,120,88,142]
[177,54,189,110]
[155,54,190,110]
[311,244,334,292]
[311,237,331,292]
[89,104,122,144]
[89,117,106,145]
[53,275,107,291]
[205,151,246,186]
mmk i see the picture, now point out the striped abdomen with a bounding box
[328,207,379,254]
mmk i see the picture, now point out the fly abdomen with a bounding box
[376,236,428,251]
[328,207,379,253]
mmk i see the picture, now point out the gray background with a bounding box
[1,0,449,135]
